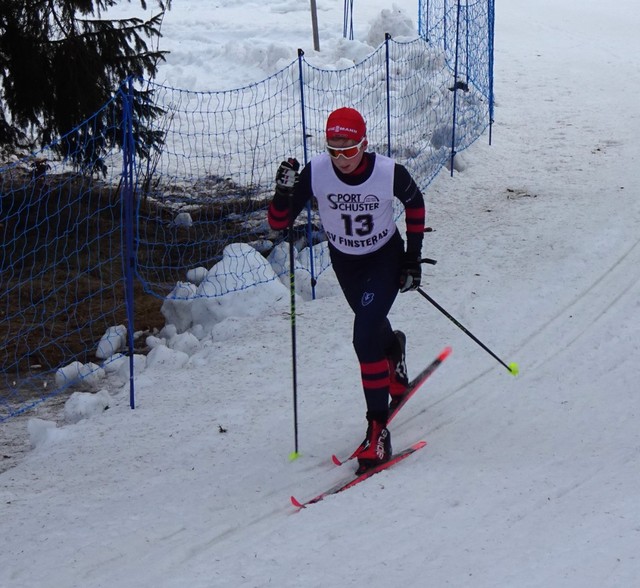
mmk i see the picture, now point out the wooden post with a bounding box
[310,0,320,51]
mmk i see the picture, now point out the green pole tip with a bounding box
[508,362,520,376]
[289,451,301,461]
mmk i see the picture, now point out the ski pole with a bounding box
[416,287,519,376]
[286,162,301,461]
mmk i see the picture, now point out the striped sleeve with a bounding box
[267,199,289,230]
[393,163,425,254]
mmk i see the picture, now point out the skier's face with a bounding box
[326,136,367,174]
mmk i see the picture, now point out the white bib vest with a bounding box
[311,153,396,255]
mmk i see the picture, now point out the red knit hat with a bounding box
[325,107,366,141]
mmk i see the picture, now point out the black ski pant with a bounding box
[329,231,403,419]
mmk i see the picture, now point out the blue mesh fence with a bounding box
[0,1,494,421]
[0,92,133,420]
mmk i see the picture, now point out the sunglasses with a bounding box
[326,137,366,159]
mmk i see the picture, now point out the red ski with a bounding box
[332,346,451,466]
[291,440,426,509]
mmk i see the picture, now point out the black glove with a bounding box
[399,252,421,293]
[275,158,300,198]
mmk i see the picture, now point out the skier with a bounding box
[268,107,425,473]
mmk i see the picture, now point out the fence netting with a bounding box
[0,1,494,420]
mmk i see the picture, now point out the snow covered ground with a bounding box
[2,0,640,586]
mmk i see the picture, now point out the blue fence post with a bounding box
[464,0,470,84]
[121,77,137,409]
[444,0,448,53]
[488,0,496,144]
[296,49,317,300]
[297,49,310,168]
[384,33,392,157]
[449,0,462,175]
[419,0,426,38]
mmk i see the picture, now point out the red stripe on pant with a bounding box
[360,359,390,417]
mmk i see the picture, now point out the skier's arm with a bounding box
[393,164,425,255]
